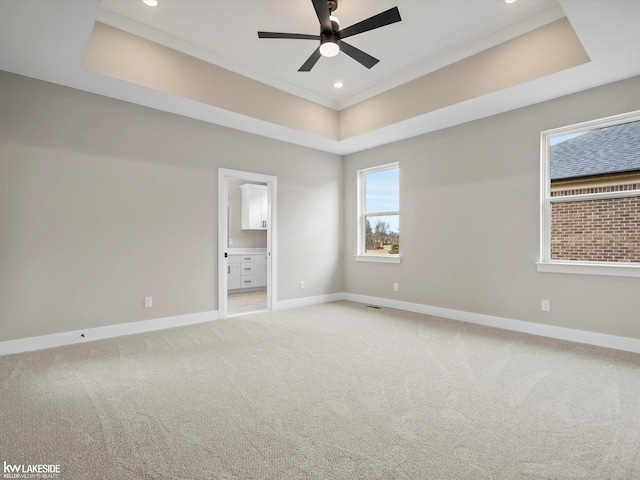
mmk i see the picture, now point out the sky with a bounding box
[365,167,400,233]
[550,131,587,145]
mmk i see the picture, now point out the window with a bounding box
[538,111,640,277]
[356,163,400,263]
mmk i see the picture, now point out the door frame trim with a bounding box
[218,168,277,318]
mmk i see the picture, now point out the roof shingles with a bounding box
[550,120,640,180]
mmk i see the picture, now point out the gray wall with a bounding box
[344,75,640,340]
[2,68,639,344]
[0,71,343,342]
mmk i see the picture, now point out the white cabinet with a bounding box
[254,255,267,287]
[240,184,267,230]
[240,254,255,288]
[227,255,241,290]
[228,253,267,291]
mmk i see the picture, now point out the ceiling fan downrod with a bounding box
[327,0,339,32]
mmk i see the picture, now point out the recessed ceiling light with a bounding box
[504,0,518,3]
[143,0,158,6]
[334,82,344,89]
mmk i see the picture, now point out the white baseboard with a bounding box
[343,293,640,354]
[0,310,218,356]
[3,294,639,356]
[276,293,346,311]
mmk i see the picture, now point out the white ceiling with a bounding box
[1,0,640,155]
[97,0,562,109]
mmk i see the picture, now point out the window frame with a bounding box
[538,110,640,278]
[355,162,401,264]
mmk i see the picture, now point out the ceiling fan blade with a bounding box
[298,47,322,72]
[339,41,379,69]
[339,7,402,40]
[311,0,332,32]
[258,32,320,40]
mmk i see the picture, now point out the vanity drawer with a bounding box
[241,263,254,274]
[227,252,266,290]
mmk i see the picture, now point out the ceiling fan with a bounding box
[257,0,402,72]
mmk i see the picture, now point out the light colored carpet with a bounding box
[1,301,639,479]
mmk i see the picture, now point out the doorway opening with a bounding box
[218,168,277,318]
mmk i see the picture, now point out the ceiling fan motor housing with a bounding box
[321,30,340,46]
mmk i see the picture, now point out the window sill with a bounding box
[536,261,640,278]
[354,254,401,264]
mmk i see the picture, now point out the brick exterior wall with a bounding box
[551,194,640,262]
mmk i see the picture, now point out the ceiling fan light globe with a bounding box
[320,41,339,57]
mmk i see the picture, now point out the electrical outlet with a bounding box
[541,299,550,312]
[299,281,305,290]
[229,238,233,245]
[144,296,153,308]
[393,283,399,292]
